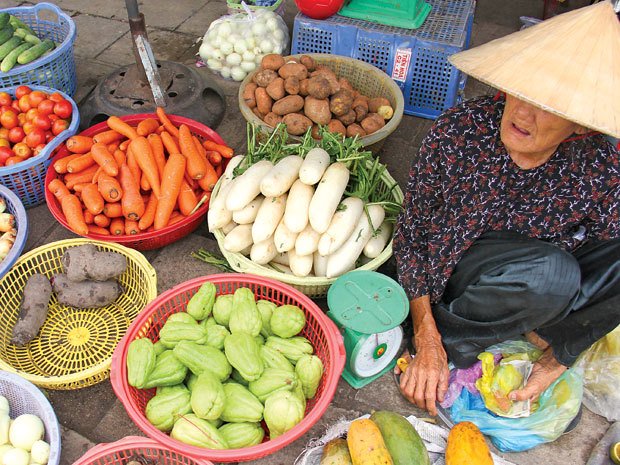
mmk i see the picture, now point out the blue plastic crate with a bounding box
[292,0,475,119]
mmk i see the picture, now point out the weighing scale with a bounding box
[327,271,409,389]
[338,0,432,30]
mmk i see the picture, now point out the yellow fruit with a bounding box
[445,422,494,465]
[610,442,620,465]
[346,419,393,465]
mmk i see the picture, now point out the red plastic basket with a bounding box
[44,114,226,250]
[110,274,346,462]
[72,436,214,465]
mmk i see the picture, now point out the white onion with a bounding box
[266,17,279,31]
[226,52,242,66]
[219,41,234,56]
[30,441,49,465]
[206,59,222,71]
[198,43,213,61]
[251,22,266,35]
[242,50,255,62]
[220,66,231,79]
[0,399,7,418]
[231,67,247,82]
[218,22,232,38]
[2,449,28,465]
[245,36,256,49]
[240,61,256,72]
[258,39,274,54]
[233,41,248,54]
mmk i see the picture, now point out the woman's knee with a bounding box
[526,245,581,299]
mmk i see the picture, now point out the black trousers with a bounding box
[432,231,620,368]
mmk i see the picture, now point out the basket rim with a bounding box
[0,238,158,387]
[238,53,405,147]
[0,85,80,175]
[0,184,28,280]
[110,273,346,462]
[44,113,224,248]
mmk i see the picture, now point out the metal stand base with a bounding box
[79,60,226,130]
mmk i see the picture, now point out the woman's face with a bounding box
[500,94,584,160]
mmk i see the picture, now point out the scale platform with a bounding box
[338,0,432,29]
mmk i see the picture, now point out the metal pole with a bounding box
[125,0,139,20]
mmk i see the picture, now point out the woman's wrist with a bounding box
[410,295,443,349]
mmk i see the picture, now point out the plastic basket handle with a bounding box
[31,2,76,45]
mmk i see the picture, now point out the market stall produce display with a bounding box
[0,12,56,73]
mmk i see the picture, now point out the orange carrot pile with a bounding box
[48,108,230,236]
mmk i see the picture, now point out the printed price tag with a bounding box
[391,48,412,82]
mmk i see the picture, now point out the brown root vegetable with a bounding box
[255,87,273,115]
[307,76,331,100]
[278,63,308,81]
[311,68,340,94]
[330,89,354,116]
[360,113,386,134]
[283,113,313,136]
[299,55,316,72]
[272,95,305,116]
[261,54,286,71]
[353,96,369,122]
[61,244,127,282]
[52,273,123,308]
[327,119,347,137]
[368,97,394,120]
[264,112,283,127]
[311,124,321,140]
[338,77,354,92]
[243,83,258,109]
[284,76,300,95]
[299,79,310,96]
[304,96,331,125]
[11,274,52,346]
[252,107,265,120]
[337,109,357,126]
[346,123,367,138]
[266,77,286,100]
[253,69,278,88]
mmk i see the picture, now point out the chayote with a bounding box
[187,282,217,320]
[220,382,264,423]
[173,340,232,382]
[191,371,225,421]
[260,345,294,372]
[255,334,265,346]
[228,288,262,337]
[127,338,156,389]
[224,332,264,382]
[143,350,188,389]
[248,368,297,403]
[291,376,306,411]
[200,317,218,329]
[204,323,230,350]
[159,321,206,348]
[270,305,306,338]
[171,414,229,449]
[231,369,249,386]
[145,384,191,432]
[256,300,276,338]
[263,390,305,439]
[265,336,314,364]
[153,340,166,356]
[219,422,265,449]
[185,372,198,391]
[166,312,198,325]
[213,294,234,327]
[295,355,324,399]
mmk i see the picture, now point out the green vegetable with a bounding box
[173,340,232,381]
[265,336,314,364]
[205,322,230,350]
[0,13,9,30]
[13,28,40,44]
[153,340,166,356]
[187,282,216,320]
[257,299,276,337]
[218,422,265,449]
[143,350,188,389]
[190,371,225,420]
[126,338,156,389]
[0,27,13,46]
[260,345,295,371]
[248,367,297,402]
[212,294,234,326]
[145,384,191,432]
[166,312,197,324]
[228,287,262,336]
[17,38,53,64]
[231,369,250,386]
[295,354,324,399]
[263,391,305,439]
[270,304,306,338]
[159,320,206,348]
[0,37,23,61]
[171,414,228,449]
[8,16,35,36]
[220,383,264,423]
[224,332,264,382]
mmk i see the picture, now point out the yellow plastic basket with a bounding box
[0,239,158,390]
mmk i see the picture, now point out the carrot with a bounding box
[94,214,111,228]
[193,136,207,157]
[196,155,218,191]
[48,179,70,199]
[126,146,142,186]
[107,142,119,154]
[141,172,151,191]
[206,150,222,166]
[147,134,166,177]
[179,124,207,180]
[125,219,140,235]
[66,153,95,173]
[92,167,103,184]
[178,180,198,216]
[154,153,186,230]
[203,140,234,159]
[88,225,111,236]
[83,210,95,224]
[130,136,161,197]
[119,139,131,151]
[65,165,99,189]
[66,135,94,154]
[81,183,105,215]
[137,118,160,136]
[156,107,179,138]
[160,131,180,155]
[107,116,139,140]
[54,153,82,174]
[93,129,124,145]
[61,194,89,236]
[72,182,91,193]
[109,217,125,235]
[104,203,123,218]
[98,174,123,203]
[215,163,223,178]
[119,163,145,221]
[168,211,187,226]
[113,149,126,166]
[91,143,119,177]
[139,193,158,230]
[156,125,165,135]
[184,172,198,190]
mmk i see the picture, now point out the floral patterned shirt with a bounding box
[394,95,620,303]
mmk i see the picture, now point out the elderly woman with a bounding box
[394,1,620,416]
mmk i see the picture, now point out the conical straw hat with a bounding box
[449,1,620,138]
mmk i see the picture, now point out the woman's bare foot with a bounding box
[509,346,567,402]
[525,331,550,350]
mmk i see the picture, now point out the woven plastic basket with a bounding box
[45,114,225,250]
[238,53,404,153]
[110,274,346,462]
[73,436,214,465]
[0,238,157,390]
[0,184,28,280]
[0,3,77,96]
[212,162,404,298]
[0,370,61,465]
[0,85,79,208]
[227,0,285,16]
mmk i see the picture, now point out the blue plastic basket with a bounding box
[0,184,27,280]
[0,3,77,97]
[0,370,61,465]
[292,0,475,119]
[0,85,79,208]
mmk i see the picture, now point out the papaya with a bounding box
[320,438,353,465]
[347,418,393,465]
[369,411,430,465]
[445,422,494,465]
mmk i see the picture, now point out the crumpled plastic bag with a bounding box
[441,353,501,408]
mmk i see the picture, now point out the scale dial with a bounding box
[348,326,403,378]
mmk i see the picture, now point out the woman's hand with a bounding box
[509,346,567,402]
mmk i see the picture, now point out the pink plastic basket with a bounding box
[110,274,346,462]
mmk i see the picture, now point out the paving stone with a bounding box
[88,399,145,444]
[59,426,95,465]
[24,204,60,252]
[30,0,125,20]
[72,14,128,60]
[176,0,228,37]
[74,59,117,105]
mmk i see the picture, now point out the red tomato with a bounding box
[17,113,26,126]
[0,106,12,114]
[12,142,31,158]
[33,114,51,131]
[22,121,34,135]
[53,100,72,119]
[0,128,8,140]
[49,92,64,103]
[44,130,54,142]
[8,126,25,144]
[18,95,31,113]
[25,108,38,122]
[5,156,22,166]
[0,111,18,130]
[0,93,12,107]
[0,146,12,164]
[28,90,46,108]
[11,100,20,113]
[14,86,32,100]
[0,139,9,149]
[47,113,59,122]
[51,119,69,136]
[33,143,46,156]
[25,128,46,148]
[37,99,55,116]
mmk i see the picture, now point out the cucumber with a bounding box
[369,410,431,465]
[0,26,13,46]
[9,16,35,36]
[0,13,9,30]
[1,42,32,72]
[23,33,41,45]
[17,39,53,65]
[0,37,22,61]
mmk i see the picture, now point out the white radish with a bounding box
[363,221,392,258]
[295,224,321,256]
[250,237,278,265]
[289,250,313,277]
[326,205,385,278]
[283,180,314,233]
[223,224,254,253]
[313,251,328,277]
[260,155,303,197]
[207,180,235,232]
[271,251,290,266]
[251,194,287,243]
[221,221,237,234]
[226,160,274,211]
[317,196,364,256]
[219,155,245,189]
[232,196,263,224]
[274,220,298,253]
[308,162,350,234]
[299,148,330,185]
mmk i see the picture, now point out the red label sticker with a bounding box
[392,48,412,82]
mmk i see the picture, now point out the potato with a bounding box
[264,112,283,127]
[330,89,354,116]
[261,54,286,71]
[311,124,321,140]
[300,55,316,72]
[255,87,273,115]
[299,78,310,96]
[307,76,331,100]
[278,63,308,80]
[243,82,258,109]
[311,67,340,94]
[337,109,357,126]
[252,107,265,120]
[283,113,313,136]
[61,244,127,282]
[346,123,367,138]
[266,77,286,100]
[272,95,305,116]
[52,273,123,308]
[284,76,300,95]
[338,77,354,92]
[327,119,346,137]
[353,96,369,122]
[304,96,331,126]
[368,97,394,120]
[253,69,278,87]
[360,112,385,135]
[11,273,52,346]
